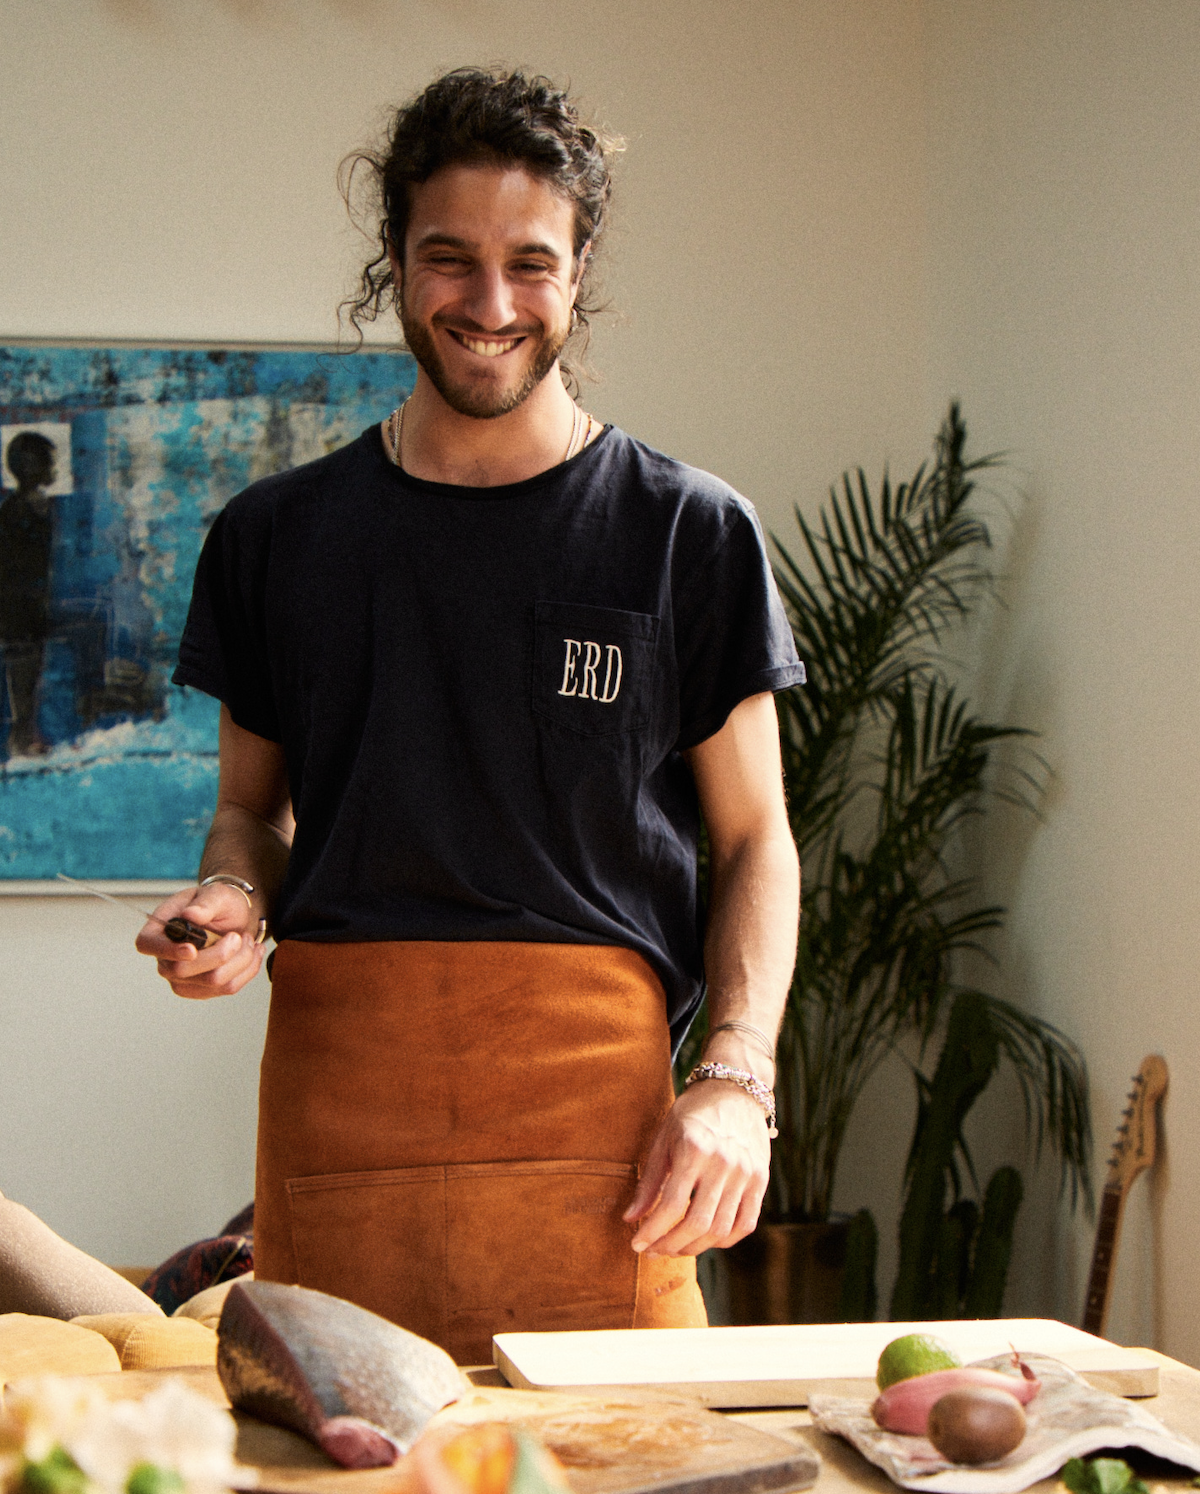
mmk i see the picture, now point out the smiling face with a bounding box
[393,162,584,419]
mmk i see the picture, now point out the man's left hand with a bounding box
[622,1079,771,1256]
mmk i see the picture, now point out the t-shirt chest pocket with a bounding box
[533,602,660,736]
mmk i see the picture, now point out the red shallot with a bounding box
[872,1360,1040,1436]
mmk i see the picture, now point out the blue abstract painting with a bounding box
[0,343,414,880]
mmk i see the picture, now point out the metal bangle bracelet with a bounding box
[705,1019,776,1063]
[200,874,268,942]
[199,873,255,911]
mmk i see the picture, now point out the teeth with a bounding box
[458,335,519,357]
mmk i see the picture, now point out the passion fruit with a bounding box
[926,1387,1027,1465]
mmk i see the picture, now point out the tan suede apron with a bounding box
[255,940,707,1364]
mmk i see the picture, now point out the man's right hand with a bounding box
[138,707,293,1000]
[135,881,266,998]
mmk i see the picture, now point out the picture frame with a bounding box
[0,340,414,884]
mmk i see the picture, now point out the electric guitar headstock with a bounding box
[1103,1054,1168,1196]
[1083,1054,1168,1335]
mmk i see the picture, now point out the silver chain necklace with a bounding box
[384,399,594,471]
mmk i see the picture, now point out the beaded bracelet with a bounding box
[685,1061,778,1138]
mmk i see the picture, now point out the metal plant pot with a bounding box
[723,1218,852,1325]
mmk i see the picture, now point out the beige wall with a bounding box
[0,892,269,1265]
[0,0,929,527]
[921,0,1200,1362]
[0,1,928,1263]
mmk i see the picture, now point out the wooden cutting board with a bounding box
[493,1318,1161,1407]
[60,1367,819,1494]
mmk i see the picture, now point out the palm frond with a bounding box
[767,402,1091,1223]
[974,994,1093,1211]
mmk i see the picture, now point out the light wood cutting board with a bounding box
[492,1318,1161,1407]
[50,1367,819,1494]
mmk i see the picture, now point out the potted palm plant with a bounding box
[681,405,1090,1323]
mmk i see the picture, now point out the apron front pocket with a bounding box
[286,1164,449,1345]
[286,1158,639,1364]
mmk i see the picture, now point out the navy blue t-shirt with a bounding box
[174,424,805,1048]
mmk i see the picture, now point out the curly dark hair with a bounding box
[340,67,620,369]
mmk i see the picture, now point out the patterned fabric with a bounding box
[219,1202,255,1237]
[141,1204,254,1315]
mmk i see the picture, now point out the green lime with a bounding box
[876,1333,962,1390]
[126,1465,185,1494]
[20,1447,86,1494]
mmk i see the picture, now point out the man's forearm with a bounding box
[625,692,797,1253]
[699,827,799,1075]
[624,824,798,1253]
[138,694,292,993]
[198,801,293,930]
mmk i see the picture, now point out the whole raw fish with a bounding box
[217,1280,465,1468]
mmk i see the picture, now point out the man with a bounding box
[138,68,803,1362]
[1,431,55,757]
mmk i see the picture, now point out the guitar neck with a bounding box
[1082,1055,1168,1339]
[1082,1185,1126,1336]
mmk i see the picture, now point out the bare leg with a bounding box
[0,1191,163,1318]
[4,642,47,756]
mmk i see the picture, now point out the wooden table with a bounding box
[18,1349,1200,1494]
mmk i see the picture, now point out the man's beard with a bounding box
[399,298,568,420]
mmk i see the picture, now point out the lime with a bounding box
[20,1448,86,1494]
[876,1332,962,1390]
[126,1467,186,1494]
